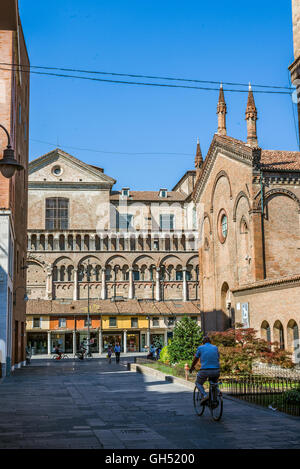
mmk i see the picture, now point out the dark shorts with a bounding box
[196,369,220,386]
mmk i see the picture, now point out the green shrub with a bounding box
[159,346,170,364]
[168,315,203,364]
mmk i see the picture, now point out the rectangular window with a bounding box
[33,318,41,328]
[133,271,140,281]
[59,318,66,328]
[109,317,117,327]
[160,214,174,230]
[117,213,133,230]
[45,198,69,230]
[152,317,159,327]
[176,271,183,281]
[168,317,175,326]
[131,318,138,328]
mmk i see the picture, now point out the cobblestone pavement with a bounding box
[0,358,299,449]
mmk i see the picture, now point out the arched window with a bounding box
[273,321,285,350]
[261,321,271,343]
[45,198,69,230]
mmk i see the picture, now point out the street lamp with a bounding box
[0,124,24,178]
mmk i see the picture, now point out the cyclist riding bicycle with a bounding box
[189,336,220,405]
[54,344,62,358]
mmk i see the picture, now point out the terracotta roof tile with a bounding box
[110,191,187,202]
[261,150,300,171]
[27,299,201,315]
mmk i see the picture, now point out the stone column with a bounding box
[54,235,59,251]
[47,331,51,355]
[101,268,106,300]
[90,235,96,251]
[99,329,103,354]
[123,330,127,353]
[164,330,168,346]
[147,329,151,348]
[182,268,188,302]
[73,330,77,355]
[73,268,78,301]
[128,268,134,299]
[155,268,160,301]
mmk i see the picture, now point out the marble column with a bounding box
[123,330,127,353]
[90,235,96,251]
[73,330,77,355]
[73,268,78,301]
[155,268,160,301]
[99,329,103,354]
[147,329,151,348]
[101,268,106,300]
[182,268,188,302]
[128,268,134,299]
[164,330,168,346]
[47,331,51,355]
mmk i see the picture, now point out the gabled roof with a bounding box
[29,148,116,185]
[192,134,256,202]
[192,132,300,202]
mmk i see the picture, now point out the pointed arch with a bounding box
[210,170,233,213]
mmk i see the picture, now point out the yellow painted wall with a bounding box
[101,316,148,329]
[26,315,50,330]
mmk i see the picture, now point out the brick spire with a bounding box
[195,138,203,170]
[245,83,258,147]
[217,83,227,136]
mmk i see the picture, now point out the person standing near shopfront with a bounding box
[107,345,113,364]
[114,342,121,364]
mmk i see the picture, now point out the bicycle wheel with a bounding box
[52,354,59,360]
[193,386,205,416]
[209,389,223,421]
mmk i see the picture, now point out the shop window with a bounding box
[59,318,66,328]
[131,318,138,328]
[109,317,117,327]
[152,317,159,327]
[33,317,41,328]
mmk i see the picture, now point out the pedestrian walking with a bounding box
[114,342,121,363]
[107,345,113,364]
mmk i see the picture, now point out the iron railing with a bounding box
[220,376,300,417]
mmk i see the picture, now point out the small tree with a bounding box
[208,327,294,374]
[168,315,203,364]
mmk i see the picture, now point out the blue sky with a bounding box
[19,0,298,190]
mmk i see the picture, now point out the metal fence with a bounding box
[220,376,300,417]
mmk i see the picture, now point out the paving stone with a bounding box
[0,358,299,449]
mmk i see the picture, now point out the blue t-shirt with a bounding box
[114,345,121,353]
[195,343,220,369]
